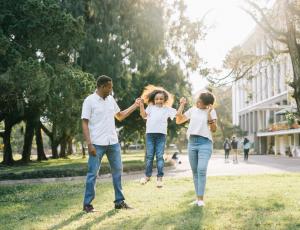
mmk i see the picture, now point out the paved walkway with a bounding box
[1,154,299,185]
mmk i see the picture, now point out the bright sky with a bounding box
[184,0,256,93]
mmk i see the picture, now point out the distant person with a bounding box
[223,138,231,162]
[231,136,238,164]
[171,152,182,164]
[243,137,251,161]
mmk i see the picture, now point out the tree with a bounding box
[41,66,94,158]
[63,0,205,149]
[242,0,300,114]
[0,0,86,164]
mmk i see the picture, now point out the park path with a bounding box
[1,154,300,185]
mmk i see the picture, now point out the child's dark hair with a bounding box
[147,90,169,104]
[198,92,215,106]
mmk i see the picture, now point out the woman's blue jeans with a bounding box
[188,135,213,196]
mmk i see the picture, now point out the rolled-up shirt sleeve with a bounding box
[112,98,121,115]
[210,109,217,120]
[168,108,177,120]
[184,108,192,120]
[81,98,92,120]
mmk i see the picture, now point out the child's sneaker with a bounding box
[140,177,150,185]
[156,177,163,188]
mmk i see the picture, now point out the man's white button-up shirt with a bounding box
[81,93,120,145]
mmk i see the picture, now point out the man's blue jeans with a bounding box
[83,143,124,205]
[145,133,166,177]
[188,135,212,196]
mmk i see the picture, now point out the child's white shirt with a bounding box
[145,104,177,134]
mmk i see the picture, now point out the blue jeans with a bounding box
[145,133,166,177]
[188,135,212,196]
[83,143,125,205]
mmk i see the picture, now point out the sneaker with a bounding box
[189,200,198,206]
[83,204,95,213]
[115,201,133,209]
[197,200,205,207]
[156,177,163,188]
[140,177,150,185]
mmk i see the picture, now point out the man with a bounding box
[81,75,141,212]
[231,136,239,164]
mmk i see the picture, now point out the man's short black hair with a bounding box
[97,75,112,87]
[198,92,215,106]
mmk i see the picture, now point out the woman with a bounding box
[176,92,217,207]
[243,137,251,161]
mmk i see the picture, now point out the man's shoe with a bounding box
[115,201,133,209]
[83,204,95,213]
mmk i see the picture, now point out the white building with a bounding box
[232,25,300,157]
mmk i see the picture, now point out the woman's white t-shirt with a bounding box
[145,105,177,134]
[184,107,217,141]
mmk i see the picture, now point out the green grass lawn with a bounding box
[1,174,300,230]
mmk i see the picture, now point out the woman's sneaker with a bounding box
[156,177,163,188]
[189,200,198,206]
[197,200,205,207]
[140,177,150,185]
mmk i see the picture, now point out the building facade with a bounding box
[232,26,300,157]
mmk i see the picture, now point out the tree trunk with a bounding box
[51,141,59,159]
[67,137,73,155]
[81,141,86,158]
[36,123,47,161]
[286,15,300,114]
[59,136,67,158]
[2,120,14,165]
[40,122,59,158]
[21,119,35,163]
[218,118,226,140]
[122,140,127,154]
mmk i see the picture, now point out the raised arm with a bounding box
[115,98,141,121]
[139,99,147,119]
[176,97,189,124]
[207,105,217,132]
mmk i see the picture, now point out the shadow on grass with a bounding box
[49,212,85,230]
[75,209,118,230]
[0,182,112,229]
[105,192,205,230]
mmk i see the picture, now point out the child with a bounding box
[139,86,177,188]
